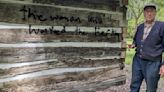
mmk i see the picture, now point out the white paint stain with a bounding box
[0,42,122,48]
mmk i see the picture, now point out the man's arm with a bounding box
[161,22,164,65]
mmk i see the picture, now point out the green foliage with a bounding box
[125,48,135,65]
[157,8,164,21]
[125,39,135,65]
[127,19,135,38]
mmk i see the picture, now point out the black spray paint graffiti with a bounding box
[19,6,81,23]
[19,5,103,24]
[29,24,120,38]
[29,25,68,35]
[19,5,118,37]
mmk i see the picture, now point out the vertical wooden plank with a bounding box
[122,27,127,41]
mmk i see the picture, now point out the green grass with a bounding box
[125,38,135,65]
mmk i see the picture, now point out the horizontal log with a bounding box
[55,75,126,92]
[0,0,122,11]
[0,47,123,63]
[0,47,122,56]
[0,23,122,33]
[0,59,57,69]
[0,53,55,63]
[0,2,123,27]
[0,65,116,83]
[0,59,123,78]
[0,61,57,79]
[0,56,123,69]
[0,66,125,92]
[32,0,121,11]
[0,57,122,70]
[0,53,123,64]
[0,26,122,43]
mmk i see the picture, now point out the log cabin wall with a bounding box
[0,0,128,92]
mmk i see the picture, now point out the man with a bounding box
[129,4,164,92]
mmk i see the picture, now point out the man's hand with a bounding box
[127,44,135,49]
[159,65,164,77]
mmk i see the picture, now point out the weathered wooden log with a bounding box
[0,47,124,63]
[55,76,126,92]
[0,53,56,63]
[0,54,123,63]
[0,47,122,56]
[0,1,124,27]
[32,0,121,11]
[0,0,127,11]
[0,27,122,43]
[0,58,124,78]
[0,66,125,92]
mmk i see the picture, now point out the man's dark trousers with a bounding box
[130,54,161,92]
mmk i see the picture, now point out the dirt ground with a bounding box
[99,65,164,92]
